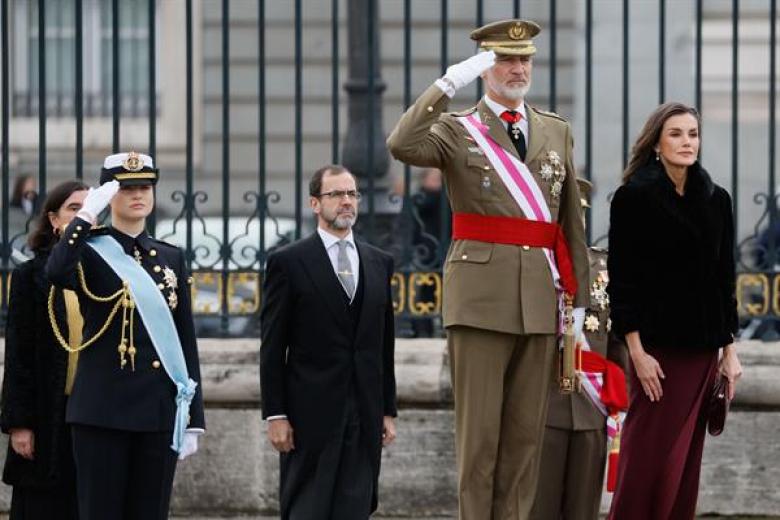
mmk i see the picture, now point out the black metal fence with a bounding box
[0,0,778,338]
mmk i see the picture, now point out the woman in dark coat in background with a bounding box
[606,103,742,520]
[1,180,88,519]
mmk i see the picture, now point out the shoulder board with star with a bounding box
[530,106,567,122]
[446,106,478,117]
[88,225,110,237]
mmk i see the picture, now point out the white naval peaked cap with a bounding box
[103,152,155,170]
[100,151,158,185]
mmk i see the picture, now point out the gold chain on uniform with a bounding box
[48,262,138,370]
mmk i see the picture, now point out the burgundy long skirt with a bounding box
[608,346,718,520]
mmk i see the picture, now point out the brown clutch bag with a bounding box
[707,374,730,436]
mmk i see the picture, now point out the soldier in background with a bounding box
[530,178,629,520]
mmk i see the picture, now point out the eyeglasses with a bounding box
[319,190,362,201]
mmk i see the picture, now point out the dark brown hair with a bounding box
[623,102,701,184]
[28,180,89,253]
[309,164,356,197]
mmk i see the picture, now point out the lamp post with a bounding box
[341,0,394,238]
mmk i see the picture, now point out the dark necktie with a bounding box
[500,110,527,162]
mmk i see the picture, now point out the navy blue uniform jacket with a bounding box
[46,216,205,432]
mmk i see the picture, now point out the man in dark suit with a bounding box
[260,164,397,520]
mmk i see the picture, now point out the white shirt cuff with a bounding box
[266,415,288,421]
[434,78,455,98]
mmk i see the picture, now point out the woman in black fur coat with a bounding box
[606,103,742,520]
[1,180,87,519]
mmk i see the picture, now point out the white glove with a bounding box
[436,51,496,97]
[178,429,203,460]
[77,180,120,222]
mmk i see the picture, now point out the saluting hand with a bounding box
[10,428,34,460]
[441,50,496,92]
[267,419,295,453]
[77,180,120,223]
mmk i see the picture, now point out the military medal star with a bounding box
[167,291,178,310]
[551,181,563,198]
[584,314,600,333]
[162,266,179,290]
[540,163,554,181]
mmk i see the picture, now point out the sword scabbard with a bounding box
[559,294,576,394]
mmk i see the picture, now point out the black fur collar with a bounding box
[627,161,717,242]
[628,160,715,201]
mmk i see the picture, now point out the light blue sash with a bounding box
[87,235,197,453]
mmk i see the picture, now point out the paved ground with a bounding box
[0,512,771,519]
[171,517,780,519]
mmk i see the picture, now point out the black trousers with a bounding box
[282,393,374,520]
[71,424,178,520]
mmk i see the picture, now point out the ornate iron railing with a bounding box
[1,0,778,338]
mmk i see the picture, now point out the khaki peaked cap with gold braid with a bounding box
[470,19,541,56]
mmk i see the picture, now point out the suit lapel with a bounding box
[525,104,549,165]
[354,240,380,342]
[477,100,522,163]
[299,234,351,330]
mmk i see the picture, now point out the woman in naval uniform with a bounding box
[46,152,205,520]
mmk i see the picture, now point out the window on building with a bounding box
[13,0,158,118]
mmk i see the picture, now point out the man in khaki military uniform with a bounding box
[387,19,590,519]
[530,179,629,520]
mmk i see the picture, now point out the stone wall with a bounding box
[0,338,777,516]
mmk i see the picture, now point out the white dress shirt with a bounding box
[483,94,529,146]
[317,227,360,301]
[266,228,360,422]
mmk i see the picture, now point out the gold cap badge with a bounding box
[508,23,527,40]
[122,151,144,172]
